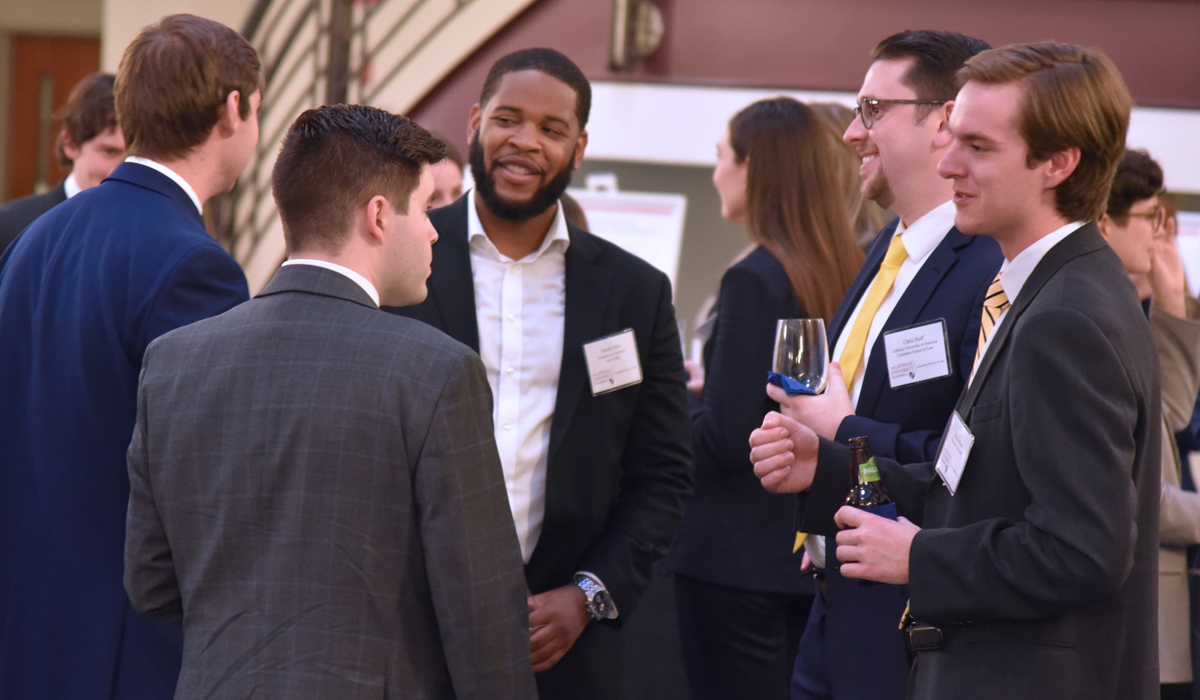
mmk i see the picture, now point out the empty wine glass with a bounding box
[772,319,828,395]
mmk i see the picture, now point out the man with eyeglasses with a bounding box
[764,30,1001,700]
[1100,148,1200,700]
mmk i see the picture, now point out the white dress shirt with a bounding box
[281,259,380,307]
[970,220,1085,384]
[63,172,81,199]
[832,200,958,409]
[468,193,569,564]
[809,201,958,569]
[124,156,203,215]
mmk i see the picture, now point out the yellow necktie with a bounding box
[838,233,908,392]
[971,273,1009,376]
[793,234,907,555]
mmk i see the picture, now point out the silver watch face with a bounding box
[590,589,613,619]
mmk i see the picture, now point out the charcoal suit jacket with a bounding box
[386,195,692,700]
[805,223,1161,700]
[125,264,538,700]
[0,162,248,699]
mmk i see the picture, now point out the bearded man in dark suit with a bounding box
[386,48,692,700]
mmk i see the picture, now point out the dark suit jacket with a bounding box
[796,219,1002,700]
[0,181,66,253]
[125,264,538,700]
[806,224,1160,700]
[0,162,248,699]
[386,196,692,700]
[669,246,811,594]
[799,221,1002,530]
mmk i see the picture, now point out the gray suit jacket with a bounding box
[125,264,538,700]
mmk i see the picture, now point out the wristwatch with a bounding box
[573,574,615,621]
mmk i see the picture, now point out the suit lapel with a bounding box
[426,199,481,351]
[956,224,1104,413]
[547,226,612,465]
[856,227,969,415]
[828,219,898,349]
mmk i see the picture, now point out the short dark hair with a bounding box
[479,48,591,131]
[54,72,118,168]
[272,104,446,254]
[116,14,262,160]
[1107,149,1164,221]
[959,43,1132,222]
[873,30,991,122]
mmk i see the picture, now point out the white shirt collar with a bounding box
[996,221,1087,305]
[63,172,82,199]
[281,259,380,307]
[893,200,957,265]
[124,156,204,215]
[467,190,571,262]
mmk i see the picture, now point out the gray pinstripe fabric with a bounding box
[125,264,537,699]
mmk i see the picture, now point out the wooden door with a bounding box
[7,35,100,201]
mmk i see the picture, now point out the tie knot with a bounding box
[881,233,907,269]
[984,273,1009,311]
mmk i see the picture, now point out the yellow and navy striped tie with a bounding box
[971,273,1009,377]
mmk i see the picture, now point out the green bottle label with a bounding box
[858,457,880,483]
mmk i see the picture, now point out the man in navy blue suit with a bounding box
[0,15,261,700]
[768,31,1000,700]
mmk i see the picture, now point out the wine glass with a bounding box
[773,319,828,395]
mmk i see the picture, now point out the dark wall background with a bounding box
[412,0,1200,157]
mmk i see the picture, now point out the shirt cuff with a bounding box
[575,571,619,619]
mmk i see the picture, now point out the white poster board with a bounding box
[1176,212,1200,298]
[566,185,688,288]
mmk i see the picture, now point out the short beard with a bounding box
[864,169,895,211]
[469,133,575,222]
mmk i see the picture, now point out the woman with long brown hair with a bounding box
[668,97,864,700]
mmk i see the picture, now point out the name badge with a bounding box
[583,328,643,395]
[934,411,974,495]
[882,319,952,389]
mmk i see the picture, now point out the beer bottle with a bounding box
[845,436,893,509]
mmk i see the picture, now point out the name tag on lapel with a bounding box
[583,329,643,395]
[934,411,974,495]
[882,320,952,389]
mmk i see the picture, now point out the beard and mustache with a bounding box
[468,133,576,222]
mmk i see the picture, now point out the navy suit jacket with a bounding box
[385,196,692,700]
[669,246,812,594]
[0,162,248,699]
[796,218,1002,700]
[0,180,67,253]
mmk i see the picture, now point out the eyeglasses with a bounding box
[854,98,947,130]
[1125,205,1166,233]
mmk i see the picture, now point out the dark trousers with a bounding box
[791,563,909,700]
[675,574,812,700]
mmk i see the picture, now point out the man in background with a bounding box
[125,104,538,700]
[430,135,465,208]
[0,15,259,699]
[387,47,692,700]
[0,72,124,252]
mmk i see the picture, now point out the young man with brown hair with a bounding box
[125,103,538,700]
[752,43,1159,700]
[0,14,260,700]
[0,72,124,252]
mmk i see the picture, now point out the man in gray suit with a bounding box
[124,104,538,699]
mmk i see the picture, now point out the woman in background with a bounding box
[808,102,890,252]
[669,97,864,700]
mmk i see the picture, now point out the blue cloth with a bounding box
[0,162,248,699]
[767,371,822,396]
